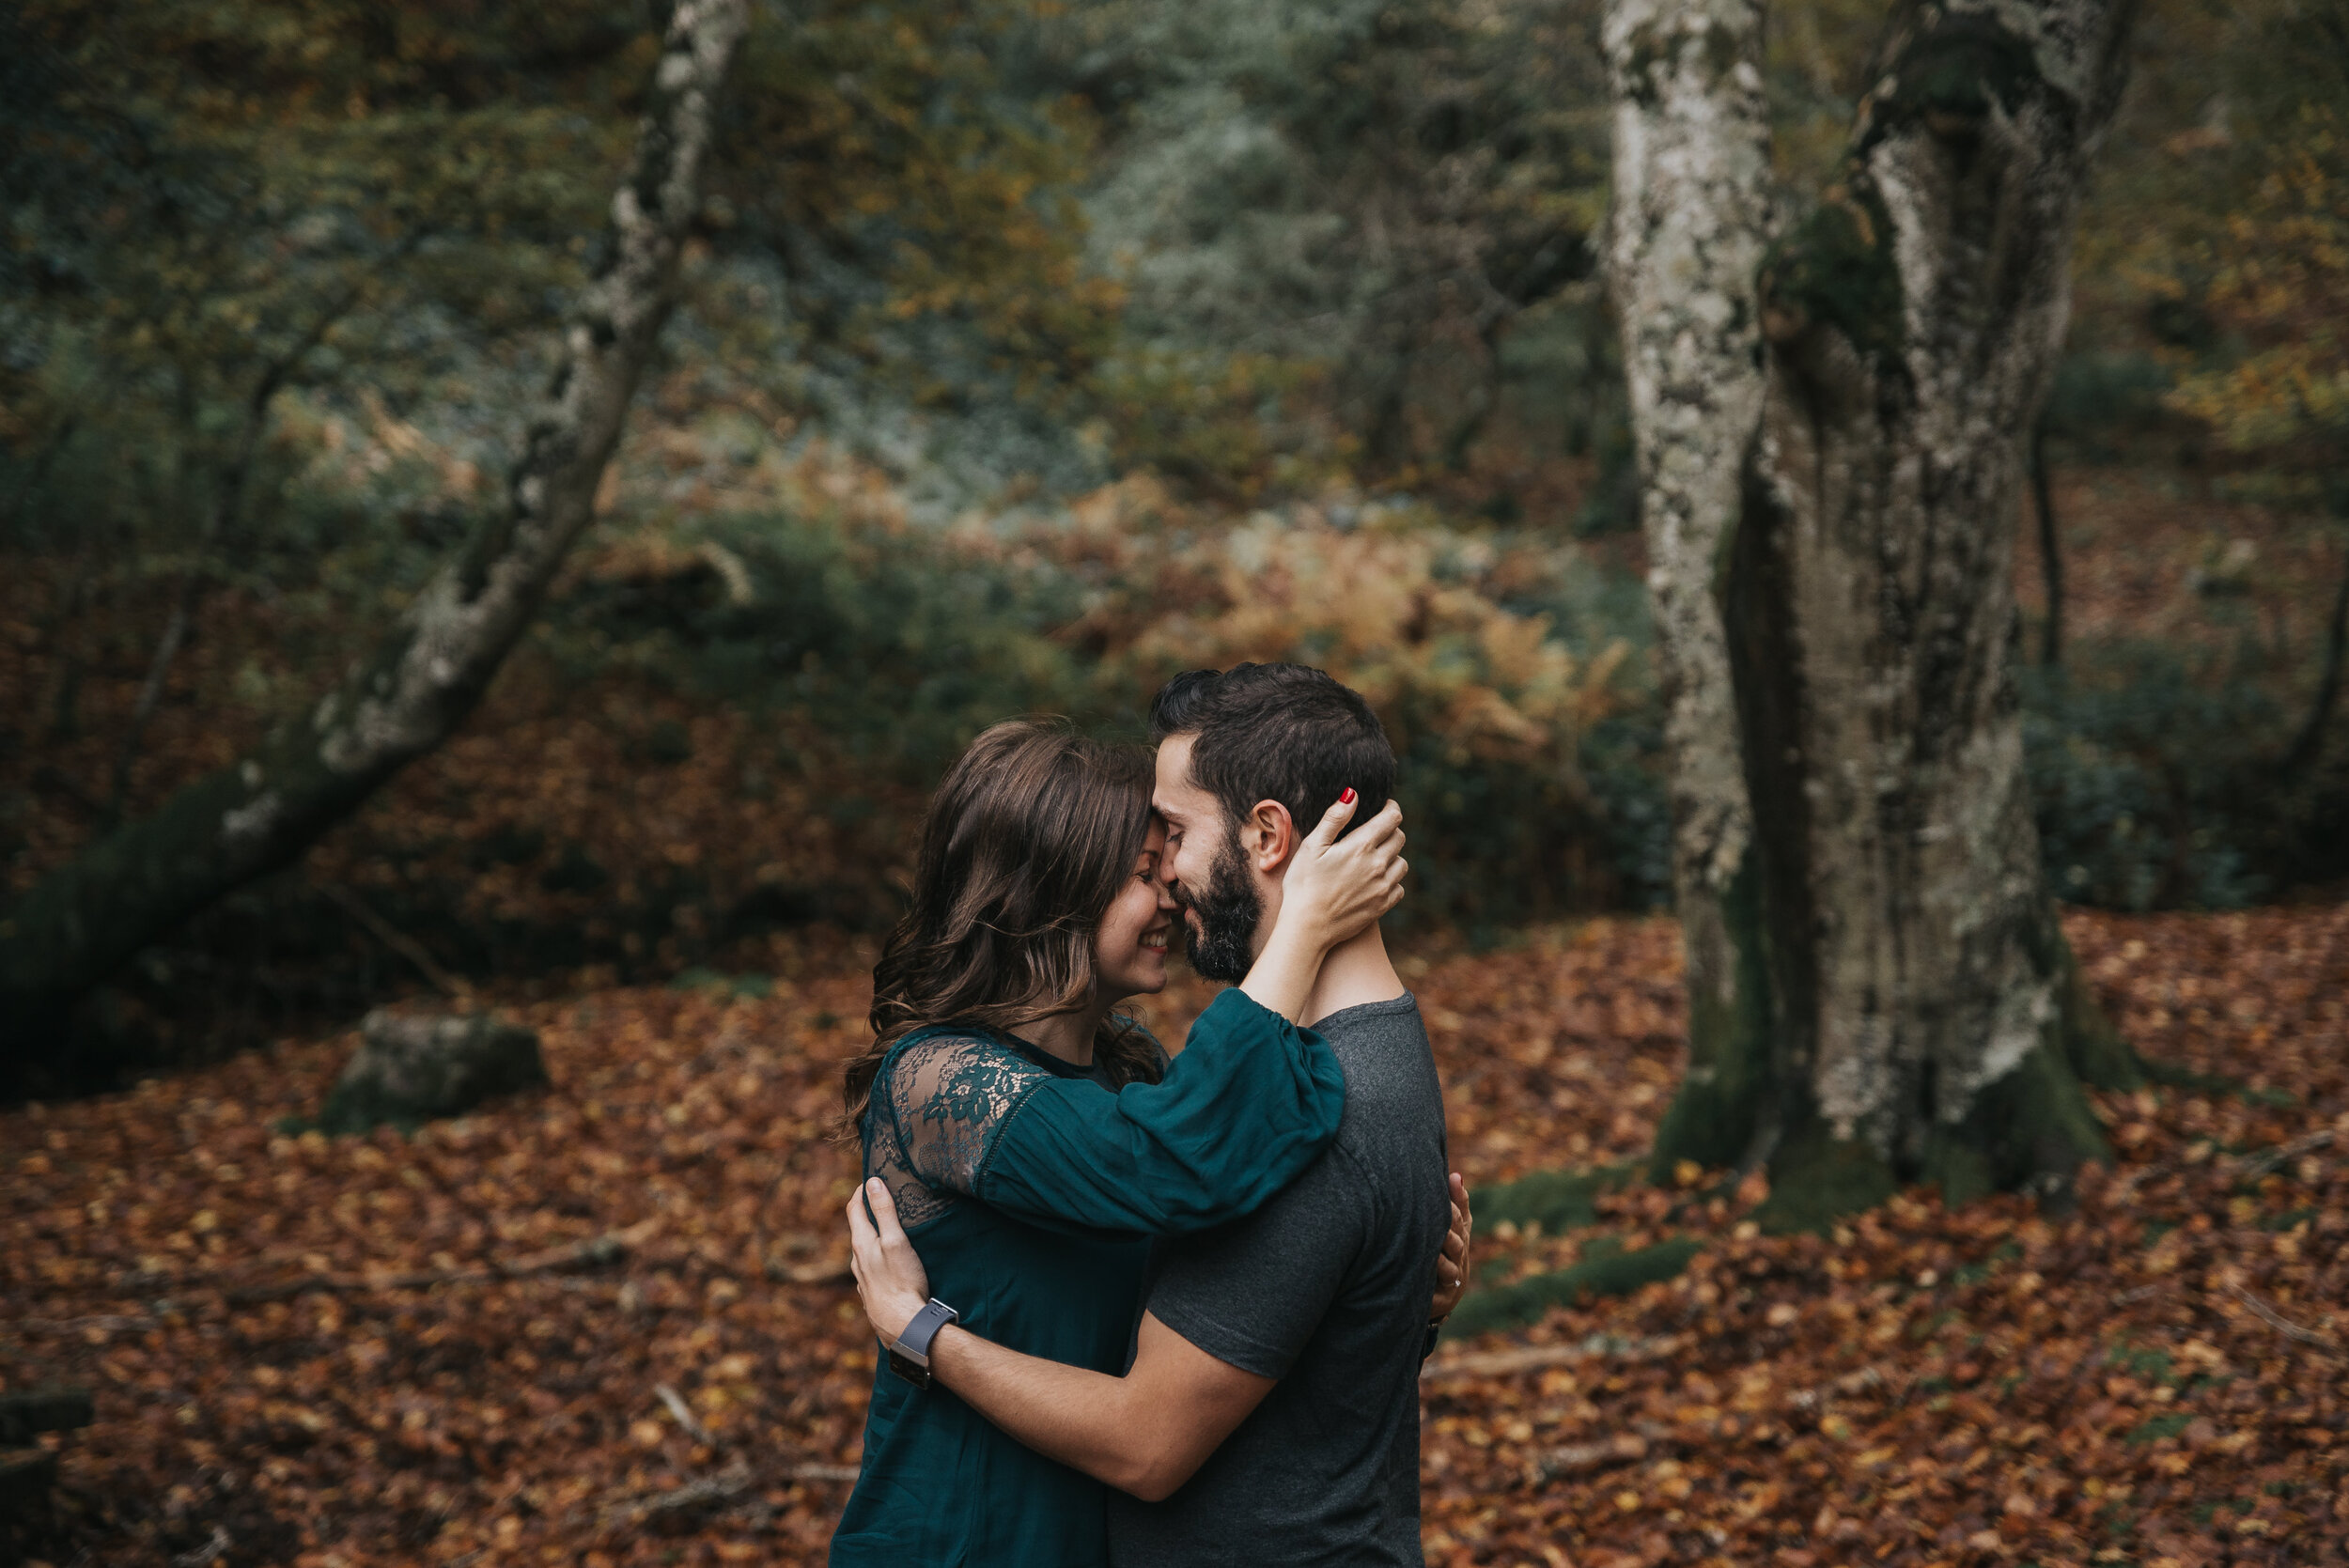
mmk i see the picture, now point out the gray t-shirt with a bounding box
[1107,992,1448,1568]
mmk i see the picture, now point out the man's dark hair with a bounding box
[1149,663,1396,844]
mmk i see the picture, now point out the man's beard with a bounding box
[1179,832,1264,983]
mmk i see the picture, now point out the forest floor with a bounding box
[5,904,2345,1568]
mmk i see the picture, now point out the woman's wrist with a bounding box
[1268,897,1340,959]
[1237,921,1320,1021]
[871,1286,926,1343]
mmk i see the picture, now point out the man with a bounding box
[848,662,1459,1565]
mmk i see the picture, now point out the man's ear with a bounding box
[1242,800,1299,874]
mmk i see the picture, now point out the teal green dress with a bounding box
[828,988,1346,1568]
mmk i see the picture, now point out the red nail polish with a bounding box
[1340,787,1356,804]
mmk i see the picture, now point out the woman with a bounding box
[828,719,1418,1566]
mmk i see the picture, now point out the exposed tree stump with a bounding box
[319,1012,548,1134]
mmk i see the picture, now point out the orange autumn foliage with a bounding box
[5,905,2343,1565]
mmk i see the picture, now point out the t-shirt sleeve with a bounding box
[1141,1145,1372,1381]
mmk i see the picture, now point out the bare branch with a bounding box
[0,0,753,1064]
[321,883,471,999]
[655,1383,719,1448]
[2226,1283,2342,1353]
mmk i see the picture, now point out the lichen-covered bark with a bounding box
[1599,0,1778,1176]
[1736,0,2138,1201]
[0,0,751,1078]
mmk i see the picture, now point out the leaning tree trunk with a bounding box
[1617,0,2142,1221]
[1597,0,1778,1182]
[0,0,751,1084]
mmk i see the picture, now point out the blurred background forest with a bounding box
[6,3,2349,1564]
[1,0,2343,1079]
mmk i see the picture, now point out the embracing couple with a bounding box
[829,661,1472,1567]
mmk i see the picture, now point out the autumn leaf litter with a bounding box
[4,908,2344,1566]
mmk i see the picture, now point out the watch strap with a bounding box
[895,1297,959,1363]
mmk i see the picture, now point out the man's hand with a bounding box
[847,1177,930,1344]
[1430,1172,1472,1322]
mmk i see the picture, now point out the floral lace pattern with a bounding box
[861,1025,1166,1232]
[863,1032,1052,1232]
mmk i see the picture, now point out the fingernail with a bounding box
[1340,787,1356,805]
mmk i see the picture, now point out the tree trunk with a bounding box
[2031,416,2062,666]
[1617,0,2141,1220]
[0,0,751,1085]
[1597,0,1778,1180]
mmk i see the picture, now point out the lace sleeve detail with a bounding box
[863,1031,1050,1232]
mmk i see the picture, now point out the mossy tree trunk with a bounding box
[0,0,752,1089]
[1610,0,2143,1221]
[1600,0,1780,1178]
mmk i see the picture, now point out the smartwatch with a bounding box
[887,1297,960,1389]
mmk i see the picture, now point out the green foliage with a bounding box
[0,0,1127,553]
[600,510,1105,788]
[537,468,1663,929]
[2045,352,2178,457]
[1037,0,1613,484]
[2077,0,2348,485]
[2022,649,2279,911]
[9,0,2346,1011]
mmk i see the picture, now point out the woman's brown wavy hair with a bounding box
[839,718,1167,1137]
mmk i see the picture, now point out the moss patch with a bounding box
[1888,10,2046,128]
[1758,179,1904,365]
[1647,853,1774,1177]
[2027,902,2142,1091]
[1443,1236,1703,1340]
[1925,1036,2112,1208]
[1471,1162,1638,1234]
[1753,1122,1898,1234]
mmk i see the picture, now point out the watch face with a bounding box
[887,1347,932,1389]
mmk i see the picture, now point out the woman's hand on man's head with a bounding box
[1280,791,1408,949]
[848,1177,932,1345]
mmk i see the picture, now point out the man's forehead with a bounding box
[1150,734,1211,815]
